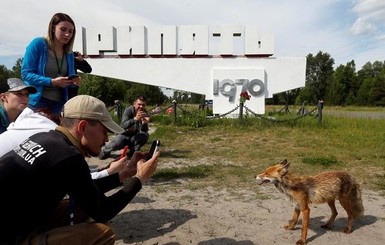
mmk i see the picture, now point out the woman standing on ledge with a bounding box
[22,12,81,116]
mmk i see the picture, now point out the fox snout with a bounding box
[255,161,289,185]
[255,175,273,185]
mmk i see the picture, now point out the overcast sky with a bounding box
[1,0,385,70]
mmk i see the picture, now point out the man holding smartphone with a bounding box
[100,95,150,159]
[0,95,159,244]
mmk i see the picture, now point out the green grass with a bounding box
[301,156,341,167]
[138,106,385,193]
[154,165,215,179]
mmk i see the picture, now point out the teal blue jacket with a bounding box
[21,37,76,106]
[0,105,10,134]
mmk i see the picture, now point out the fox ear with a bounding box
[280,159,290,173]
[281,159,289,167]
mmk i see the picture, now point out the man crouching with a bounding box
[0,95,159,245]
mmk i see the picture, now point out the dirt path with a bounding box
[99,173,385,245]
[86,109,385,244]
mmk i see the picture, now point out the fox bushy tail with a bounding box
[350,181,364,218]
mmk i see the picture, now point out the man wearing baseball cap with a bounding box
[0,78,37,134]
[0,95,160,245]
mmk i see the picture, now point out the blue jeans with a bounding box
[103,131,149,156]
[30,97,65,117]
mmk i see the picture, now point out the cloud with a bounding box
[0,0,384,70]
[350,0,385,35]
[350,17,376,34]
[0,0,157,57]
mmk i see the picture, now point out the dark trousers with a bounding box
[18,199,115,245]
[103,131,149,156]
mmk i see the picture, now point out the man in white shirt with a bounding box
[0,107,127,179]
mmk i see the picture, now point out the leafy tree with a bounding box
[78,74,128,105]
[368,69,385,106]
[172,90,189,103]
[357,62,381,80]
[341,61,357,105]
[327,61,357,106]
[193,93,205,104]
[295,86,313,105]
[300,51,334,105]
[270,89,301,106]
[0,65,11,92]
[78,73,167,106]
[124,83,168,105]
[10,58,23,79]
[372,61,385,76]
[168,90,204,104]
[330,65,347,105]
[356,61,385,106]
[356,77,373,105]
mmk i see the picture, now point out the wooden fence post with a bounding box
[239,102,244,122]
[317,99,324,125]
[172,100,177,124]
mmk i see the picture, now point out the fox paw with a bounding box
[296,239,306,245]
[284,224,295,230]
[343,226,352,234]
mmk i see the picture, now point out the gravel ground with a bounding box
[87,156,385,245]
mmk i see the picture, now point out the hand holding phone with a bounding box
[120,146,129,159]
[146,140,160,160]
[68,74,79,80]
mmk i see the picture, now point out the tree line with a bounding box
[269,51,385,107]
[2,52,385,107]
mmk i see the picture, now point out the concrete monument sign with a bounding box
[74,25,306,115]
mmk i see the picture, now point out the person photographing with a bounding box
[0,95,159,245]
[100,95,150,159]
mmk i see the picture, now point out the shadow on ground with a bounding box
[304,214,378,243]
[111,208,197,243]
[159,238,254,245]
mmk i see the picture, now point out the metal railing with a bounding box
[144,100,324,125]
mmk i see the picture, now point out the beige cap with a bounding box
[62,95,124,133]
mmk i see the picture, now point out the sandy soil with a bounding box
[87,156,385,245]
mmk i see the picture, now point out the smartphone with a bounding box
[146,140,160,160]
[120,146,129,159]
[68,74,79,79]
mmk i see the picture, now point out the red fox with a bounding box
[255,159,364,245]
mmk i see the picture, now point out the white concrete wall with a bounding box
[74,25,306,115]
[86,57,305,115]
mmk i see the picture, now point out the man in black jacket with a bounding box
[0,95,159,245]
